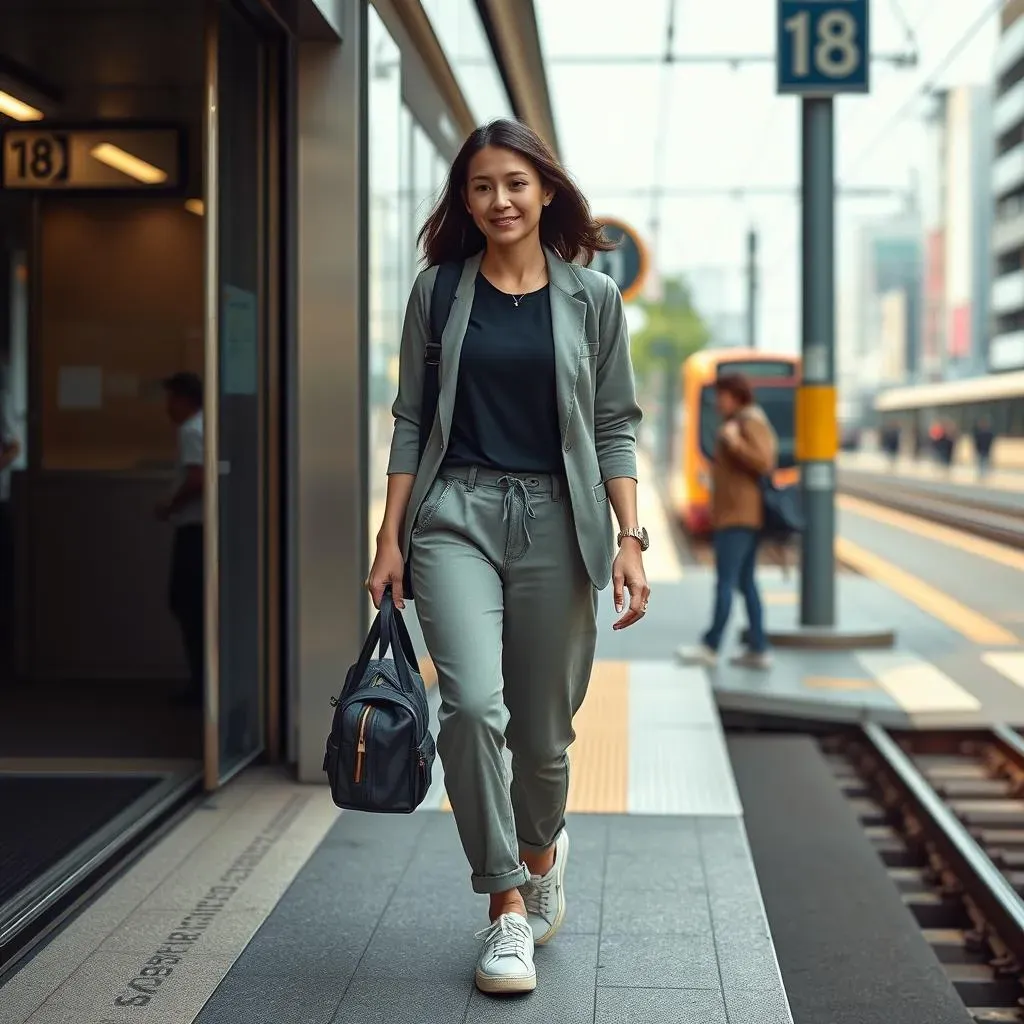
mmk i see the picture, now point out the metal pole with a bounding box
[799,97,836,628]
[746,227,758,349]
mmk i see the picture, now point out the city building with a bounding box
[991,0,1024,371]
[919,84,993,379]
[0,0,556,961]
[840,212,922,424]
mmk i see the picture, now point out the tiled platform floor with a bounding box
[195,810,792,1024]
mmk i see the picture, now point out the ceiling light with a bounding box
[90,143,167,184]
[0,90,43,122]
[184,199,204,216]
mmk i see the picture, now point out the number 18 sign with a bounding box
[777,0,870,96]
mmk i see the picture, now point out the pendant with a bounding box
[513,296,521,307]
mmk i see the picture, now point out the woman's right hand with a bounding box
[366,538,406,610]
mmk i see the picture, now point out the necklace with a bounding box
[510,273,544,307]
[484,266,545,307]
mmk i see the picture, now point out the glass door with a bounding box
[205,0,279,784]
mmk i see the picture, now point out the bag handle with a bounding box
[378,588,422,689]
[349,606,384,686]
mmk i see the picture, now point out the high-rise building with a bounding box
[840,213,922,423]
[991,2,1024,371]
[921,85,993,380]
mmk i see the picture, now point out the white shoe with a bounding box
[521,829,569,945]
[474,913,536,994]
[676,643,718,667]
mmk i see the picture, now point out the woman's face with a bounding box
[464,145,553,249]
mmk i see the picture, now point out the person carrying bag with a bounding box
[323,587,436,814]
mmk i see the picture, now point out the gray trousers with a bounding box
[410,465,598,895]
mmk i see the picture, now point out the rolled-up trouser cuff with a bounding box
[471,862,530,895]
[517,823,562,855]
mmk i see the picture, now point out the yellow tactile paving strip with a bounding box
[438,659,631,814]
[834,535,1018,646]
[419,655,437,688]
[838,492,1024,573]
[803,675,879,691]
[564,660,631,813]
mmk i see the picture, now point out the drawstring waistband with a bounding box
[437,465,562,570]
[498,475,537,556]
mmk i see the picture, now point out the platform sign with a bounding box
[591,218,649,301]
[1,128,181,191]
[777,0,870,96]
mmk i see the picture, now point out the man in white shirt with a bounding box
[157,372,204,706]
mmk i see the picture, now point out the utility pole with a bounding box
[746,227,758,351]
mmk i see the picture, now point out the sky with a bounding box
[534,0,1001,352]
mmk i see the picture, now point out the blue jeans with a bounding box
[702,527,766,654]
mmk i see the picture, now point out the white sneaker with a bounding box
[676,643,718,667]
[521,829,569,945]
[474,913,536,994]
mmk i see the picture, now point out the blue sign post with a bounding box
[777,0,870,95]
[777,0,869,633]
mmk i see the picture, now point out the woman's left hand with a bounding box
[612,542,650,630]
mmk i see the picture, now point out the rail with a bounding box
[828,725,1024,1017]
[838,469,1024,549]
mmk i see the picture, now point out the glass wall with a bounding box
[367,8,404,552]
[366,7,447,559]
[420,0,514,125]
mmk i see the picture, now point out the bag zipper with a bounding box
[354,706,373,783]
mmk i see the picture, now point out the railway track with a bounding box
[825,725,1024,1022]
[838,470,1024,549]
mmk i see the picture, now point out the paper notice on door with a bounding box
[57,366,103,409]
[223,284,258,395]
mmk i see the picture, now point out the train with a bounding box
[668,348,801,536]
[873,369,1024,469]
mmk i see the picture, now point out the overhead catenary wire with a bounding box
[755,0,1008,280]
[647,0,680,272]
[887,0,919,51]
[845,0,1007,178]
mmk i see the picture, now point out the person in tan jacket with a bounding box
[680,372,778,669]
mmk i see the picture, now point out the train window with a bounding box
[716,360,794,379]
[699,385,797,469]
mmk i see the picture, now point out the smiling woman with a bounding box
[418,118,613,268]
[367,116,648,998]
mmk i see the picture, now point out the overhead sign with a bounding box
[591,218,649,301]
[777,0,869,96]
[1,128,181,191]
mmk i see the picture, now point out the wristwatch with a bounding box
[617,526,650,551]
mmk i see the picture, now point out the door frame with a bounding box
[202,0,285,789]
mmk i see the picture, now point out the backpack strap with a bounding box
[418,261,461,458]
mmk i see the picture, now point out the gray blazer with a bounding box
[387,247,643,590]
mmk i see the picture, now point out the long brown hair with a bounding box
[418,118,615,267]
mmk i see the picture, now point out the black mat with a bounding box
[728,734,973,1024]
[0,774,162,904]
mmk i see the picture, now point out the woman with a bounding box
[366,118,649,996]
[679,373,776,669]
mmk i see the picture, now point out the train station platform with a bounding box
[1,665,793,1024]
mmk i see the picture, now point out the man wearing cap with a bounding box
[157,372,204,706]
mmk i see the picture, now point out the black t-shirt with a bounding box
[443,272,563,474]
